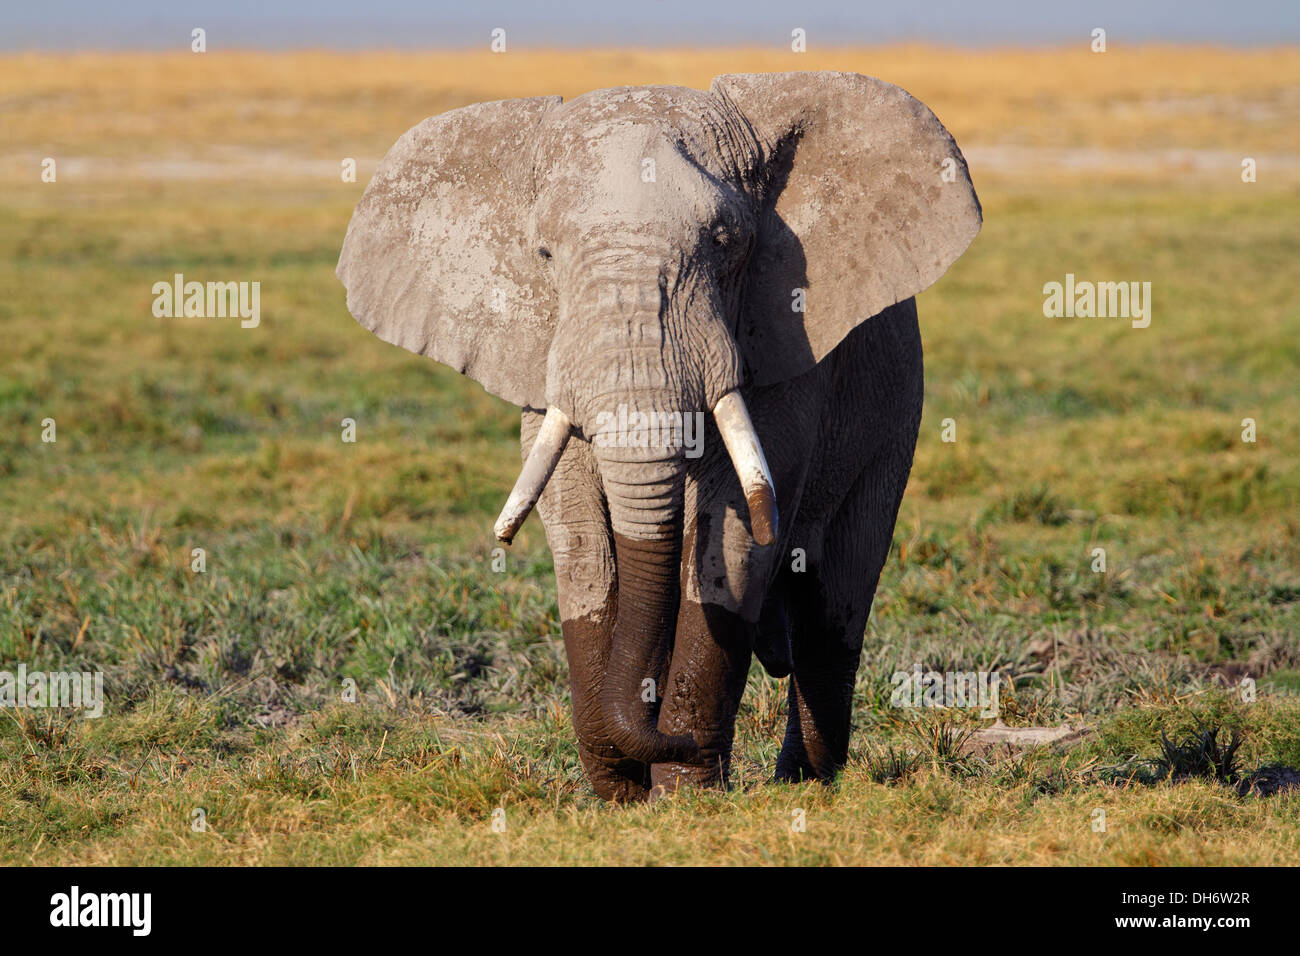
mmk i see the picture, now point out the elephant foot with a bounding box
[773,749,841,785]
[593,775,653,803]
[774,707,848,784]
[577,741,652,802]
[648,755,729,798]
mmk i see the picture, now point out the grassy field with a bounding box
[1,46,1298,865]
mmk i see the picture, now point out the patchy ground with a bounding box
[2,46,1298,864]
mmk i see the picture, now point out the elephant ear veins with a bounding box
[336,96,562,409]
[710,71,982,387]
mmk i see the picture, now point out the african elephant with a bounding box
[337,71,980,801]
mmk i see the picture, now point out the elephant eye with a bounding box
[537,246,552,260]
[711,225,730,247]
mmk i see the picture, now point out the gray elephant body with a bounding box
[528,298,922,798]
[338,72,980,800]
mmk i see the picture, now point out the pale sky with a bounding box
[4,0,1298,49]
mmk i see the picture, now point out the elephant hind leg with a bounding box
[775,443,915,783]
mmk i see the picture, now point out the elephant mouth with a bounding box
[494,388,777,547]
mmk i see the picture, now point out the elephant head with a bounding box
[337,72,980,765]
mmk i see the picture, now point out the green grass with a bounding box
[2,67,1299,864]
[4,693,1299,865]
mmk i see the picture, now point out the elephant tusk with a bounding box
[712,389,778,546]
[494,406,572,544]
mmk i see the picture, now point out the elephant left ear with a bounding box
[711,71,982,386]
[337,96,562,409]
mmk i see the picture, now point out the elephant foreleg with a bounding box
[649,600,753,795]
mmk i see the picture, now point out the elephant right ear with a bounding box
[337,96,562,409]
[711,72,981,386]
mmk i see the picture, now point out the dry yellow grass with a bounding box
[2,46,1297,178]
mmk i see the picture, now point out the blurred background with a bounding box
[6,0,1300,47]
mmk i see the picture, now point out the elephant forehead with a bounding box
[554,85,717,125]
[534,141,745,245]
[541,86,748,177]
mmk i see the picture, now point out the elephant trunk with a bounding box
[595,450,700,766]
[515,262,774,766]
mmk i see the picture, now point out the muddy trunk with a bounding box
[595,452,699,765]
